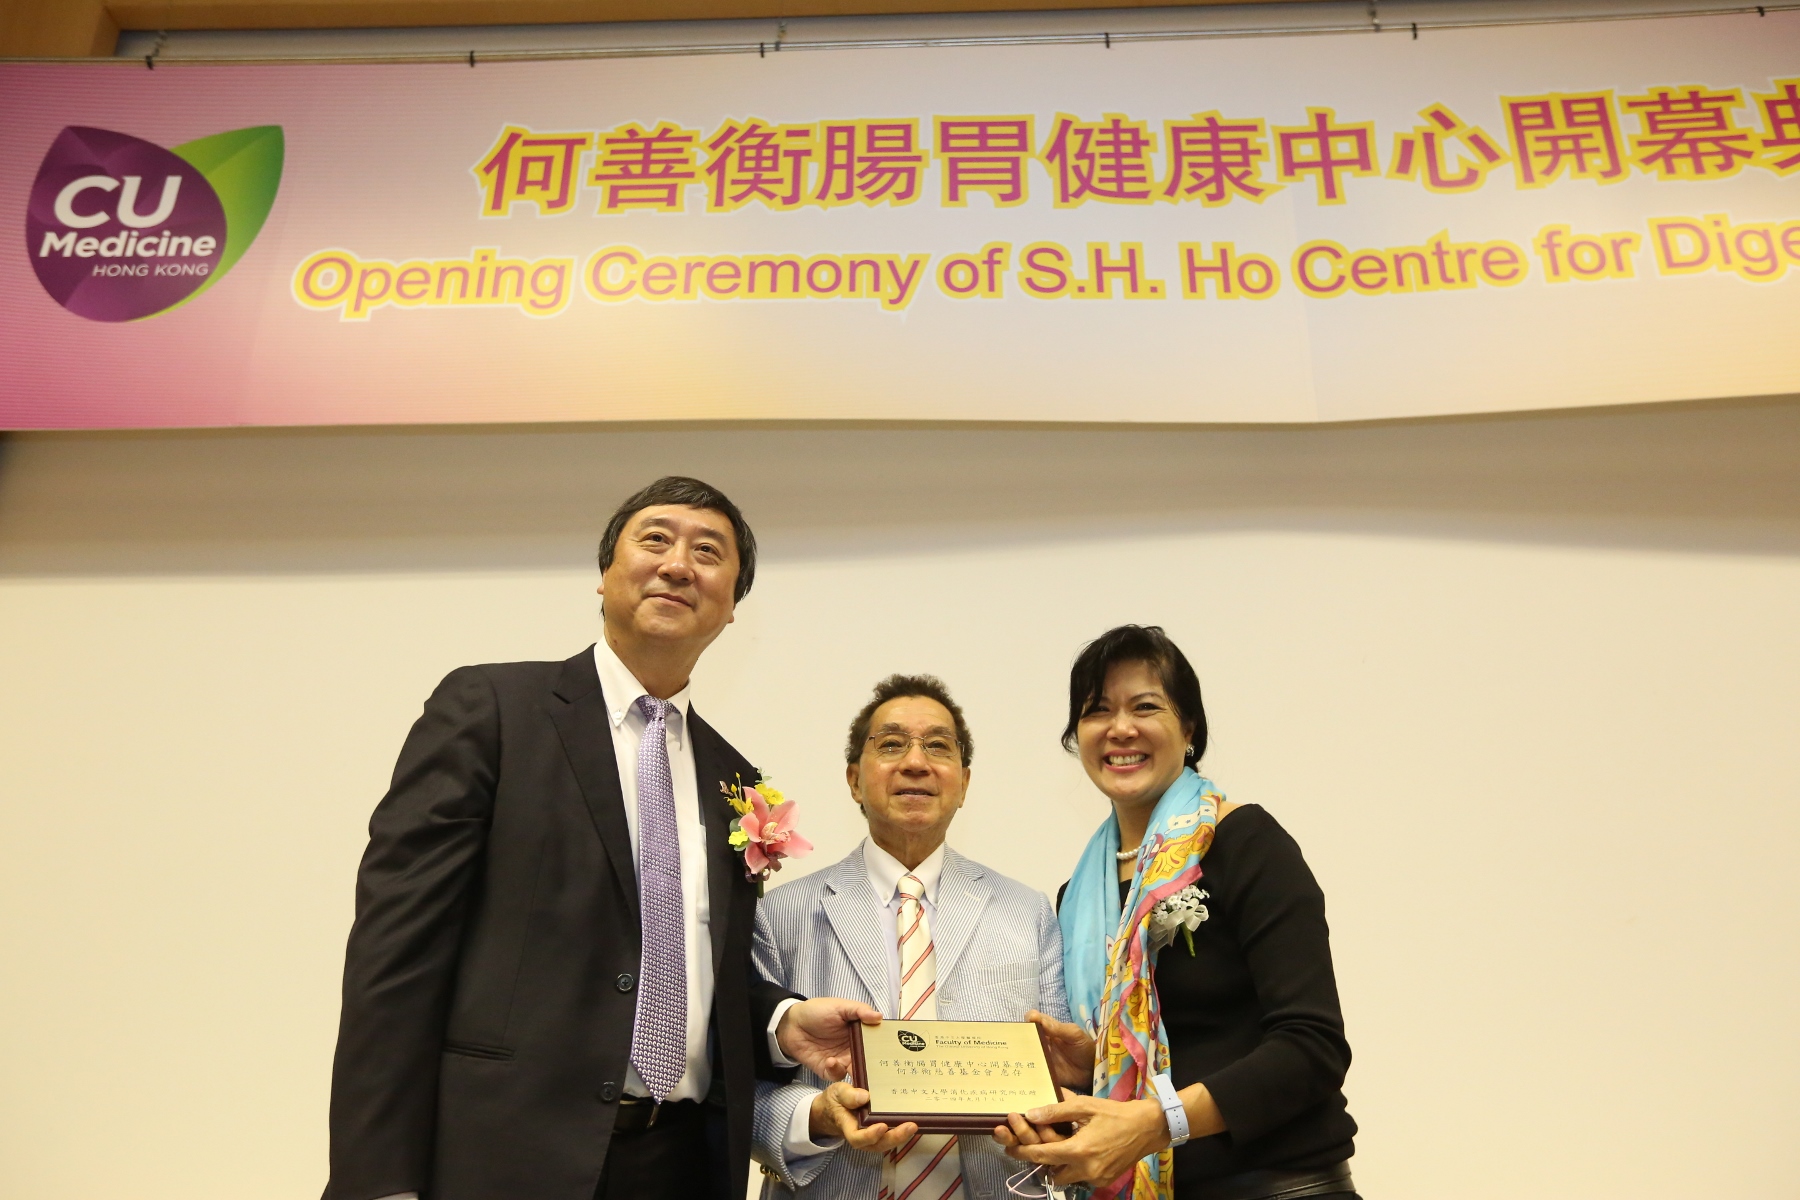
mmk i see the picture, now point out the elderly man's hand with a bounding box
[1024,1010,1096,1090]
[776,997,883,1081]
[809,1082,918,1154]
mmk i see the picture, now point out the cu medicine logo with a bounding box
[26,125,284,322]
[897,1030,927,1052]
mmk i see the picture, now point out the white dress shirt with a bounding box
[782,837,948,1159]
[592,636,716,1103]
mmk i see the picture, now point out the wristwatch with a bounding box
[1149,1073,1191,1147]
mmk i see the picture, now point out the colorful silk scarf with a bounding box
[1058,769,1223,1200]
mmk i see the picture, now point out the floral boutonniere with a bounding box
[721,774,813,895]
[1148,885,1210,956]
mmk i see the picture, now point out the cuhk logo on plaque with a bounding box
[897,1030,927,1052]
[26,125,283,321]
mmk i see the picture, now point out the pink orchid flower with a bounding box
[739,787,814,876]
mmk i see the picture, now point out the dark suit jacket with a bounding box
[326,647,796,1200]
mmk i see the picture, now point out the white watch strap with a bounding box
[1150,1073,1190,1147]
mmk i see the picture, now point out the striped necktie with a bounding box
[882,871,963,1200]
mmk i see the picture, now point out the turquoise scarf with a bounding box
[1059,769,1223,1200]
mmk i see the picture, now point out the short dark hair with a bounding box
[1061,625,1207,769]
[597,476,758,602]
[846,674,974,768]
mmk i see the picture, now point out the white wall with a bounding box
[2,402,1798,1200]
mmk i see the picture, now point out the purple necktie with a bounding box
[630,695,686,1101]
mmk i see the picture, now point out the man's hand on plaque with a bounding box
[776,996,883,1081]
[1024,1009,1097,1090]
[809,1082,918,1153]
[994,1087,1169,1188]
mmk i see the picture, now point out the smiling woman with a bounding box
[1005,625,1360,1200]
[1062,625,1208,817]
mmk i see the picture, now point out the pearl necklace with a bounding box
[1116,845,1142,861]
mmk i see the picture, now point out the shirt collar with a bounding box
[863,837,947,907]
[592,637,691,739]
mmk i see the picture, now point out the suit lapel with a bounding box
[547,647,637,913]
[821,847,893,1014]
[689,709,743,983]
[931,846,992,989]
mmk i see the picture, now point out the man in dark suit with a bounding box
[325,476,877,1200]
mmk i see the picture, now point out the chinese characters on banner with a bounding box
[471,82,1800,217]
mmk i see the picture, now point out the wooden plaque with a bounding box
[850,1019,1060,1134]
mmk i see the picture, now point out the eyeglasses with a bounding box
[867,733,962,762]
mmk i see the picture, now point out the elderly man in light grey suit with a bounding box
[750,674,1076,1200]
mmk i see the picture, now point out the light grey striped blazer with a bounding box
[751,842,1071,1200]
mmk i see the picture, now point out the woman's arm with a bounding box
[1197,814,1351,1143]
[993,1082,1226,1188]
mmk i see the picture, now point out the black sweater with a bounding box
[1059,804,1356,1187]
